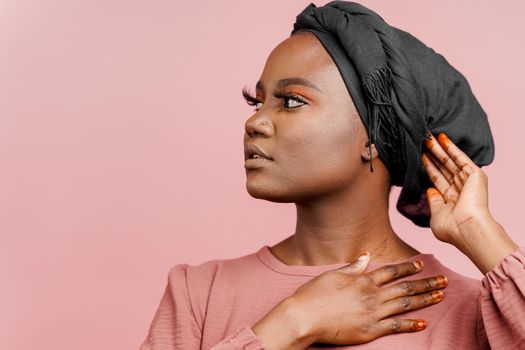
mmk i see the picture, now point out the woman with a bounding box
[140,2,524,349]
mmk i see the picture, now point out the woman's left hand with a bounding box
[421,132,518,274]
[420,132,493,245]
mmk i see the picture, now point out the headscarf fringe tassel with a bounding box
[362,65,400,179]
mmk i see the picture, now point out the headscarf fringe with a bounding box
[362,65,402,181]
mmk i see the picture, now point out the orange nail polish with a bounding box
[416,320,427,329]
[438,133,449,144]
[436,275,448,288]
[431,290,444,301]
[426,187,439,197]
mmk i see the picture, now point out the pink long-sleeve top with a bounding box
[139,245,525,349]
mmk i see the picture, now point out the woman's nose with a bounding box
[244,115,273,137]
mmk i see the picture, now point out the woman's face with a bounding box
[243,32,372,203]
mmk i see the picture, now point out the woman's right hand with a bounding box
[285,252,447,347]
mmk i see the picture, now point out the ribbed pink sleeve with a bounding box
[478,247,525,349]
[139,264,265,350]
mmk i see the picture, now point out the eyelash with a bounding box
[241,87,307,111]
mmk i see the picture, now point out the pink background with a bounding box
[1,0,524,349]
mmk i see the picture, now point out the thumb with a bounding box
[337,251,370,274]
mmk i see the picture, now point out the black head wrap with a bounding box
[291,1,494,227]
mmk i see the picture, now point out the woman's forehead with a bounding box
[269,33,334,71]
[258,33,339,91]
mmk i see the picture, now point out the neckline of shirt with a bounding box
[256,244,438,277]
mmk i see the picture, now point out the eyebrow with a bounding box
[256,77,322,93]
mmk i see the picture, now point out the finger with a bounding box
[421,153,459,203]
[368,260,423,287]
[438,133,480,186]
[424,150,459,189]
[379,275,448,302]
[437,133,477,170]
[372,318,427,337]
[425,148,467,193]
[424,132,462,178]
[427,187,445,214]
[424,150,454,185]
[377,290,444,319]
[336,251,370,274]
[421,152,452,194]
[424,149,470,200]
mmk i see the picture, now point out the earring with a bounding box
[260,121,267,126]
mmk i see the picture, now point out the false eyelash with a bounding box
[242,87,261,106]
[241,87,308,109]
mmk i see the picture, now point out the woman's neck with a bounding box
[270,184,420,267]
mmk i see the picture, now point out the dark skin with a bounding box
[242,32,518,348]
[244,31,418,265]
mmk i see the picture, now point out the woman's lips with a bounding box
[244,143,273,161]
[244,156,273,169]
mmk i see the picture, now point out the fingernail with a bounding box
[357,251,369,261]
[413,260,423,269]
[426,187,440,198]
[436,275,448,288]
[416,320,427,329]
[438,133,449,144]
[431,290,444,301]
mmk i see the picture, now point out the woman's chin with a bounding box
[245,181,294,203]
[246,180,308,203]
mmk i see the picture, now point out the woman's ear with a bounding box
[360,141,379,161]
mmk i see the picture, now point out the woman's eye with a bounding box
[282,95,307,108]
[242,89,307,111]
[283,95,306,109]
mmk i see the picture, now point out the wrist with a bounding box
[281,297,318,347]
[252,297,315,350]
[453,214,502,250]
[452,215,518,275]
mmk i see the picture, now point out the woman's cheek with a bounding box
[282,128,354,182]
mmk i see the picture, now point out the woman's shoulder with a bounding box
[173,245,264,275]
[164,246,267,326]
[166,245,267,294]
